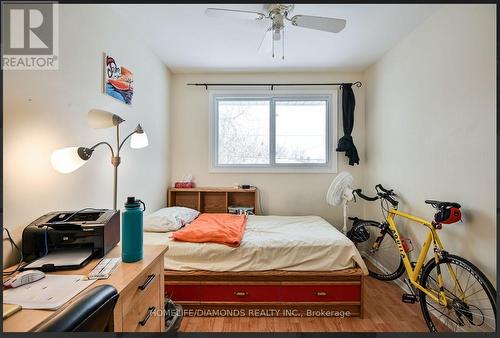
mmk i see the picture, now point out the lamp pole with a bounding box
[88,123,144,210]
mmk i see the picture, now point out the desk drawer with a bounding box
[281,283,361,302]
[122,261,162,332]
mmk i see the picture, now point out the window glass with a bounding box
[275,100,327,164]
[217,100,270,164]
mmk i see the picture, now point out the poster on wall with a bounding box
[103,53,134,105]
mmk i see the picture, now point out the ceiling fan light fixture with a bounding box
[273,29,281,41]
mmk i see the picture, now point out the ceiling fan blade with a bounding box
[290,15,346,33]
[205,8,266,21]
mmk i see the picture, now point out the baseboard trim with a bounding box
[363,256,408,291]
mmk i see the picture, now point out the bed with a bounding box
[144,187,367,317]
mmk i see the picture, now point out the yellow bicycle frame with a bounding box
[383,209,464,307]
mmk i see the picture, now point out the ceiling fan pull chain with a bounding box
[282,28,285,60]
[272,33,275,58]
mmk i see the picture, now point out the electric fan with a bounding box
[326,171,355,234]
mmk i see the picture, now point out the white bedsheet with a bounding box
[143,215,368,274]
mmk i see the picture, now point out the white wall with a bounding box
[170,72,366,227]
[4,4,495,287]
[364,5,496,284]
[3,5,171,265]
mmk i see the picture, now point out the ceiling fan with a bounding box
[205,4,346,60]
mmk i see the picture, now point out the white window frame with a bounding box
[209,89,338,173]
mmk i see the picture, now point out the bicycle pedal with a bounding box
[402,293,417,304]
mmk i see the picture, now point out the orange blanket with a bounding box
[170,213,247,247]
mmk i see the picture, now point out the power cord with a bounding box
[58,207,107,223]
[3,228,25,276]
[239,185,265,215]
[44,226,49,256]
[256,187,264,215]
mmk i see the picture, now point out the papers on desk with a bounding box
[3,275,96,310]
[22,248,94,271]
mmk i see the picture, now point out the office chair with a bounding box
[35,284,119,332]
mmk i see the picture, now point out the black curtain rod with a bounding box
[186,81,362,90]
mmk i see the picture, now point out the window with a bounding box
[210,91,337,172]
[275,100,327,164]
[218,100,270,165]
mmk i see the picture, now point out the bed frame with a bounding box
[165,187,365,317]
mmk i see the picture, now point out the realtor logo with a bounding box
[1,2,59,70]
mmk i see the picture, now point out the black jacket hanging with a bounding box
[336,84,360,165]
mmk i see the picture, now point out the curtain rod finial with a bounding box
[353,81,362,88]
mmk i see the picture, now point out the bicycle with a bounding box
[347,184,496,332]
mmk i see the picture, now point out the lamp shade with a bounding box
[51,147,89,173]
[88,109,124,129]
[130,131,149,149]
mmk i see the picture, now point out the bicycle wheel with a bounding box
[419,254,496,332]
[350,220,405,280]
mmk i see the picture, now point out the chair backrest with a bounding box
[35,284,119,332]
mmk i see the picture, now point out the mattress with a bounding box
[143,215,368,274]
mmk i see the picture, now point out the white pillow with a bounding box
[144,207,200,232]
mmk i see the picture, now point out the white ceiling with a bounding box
[114,4,440,73]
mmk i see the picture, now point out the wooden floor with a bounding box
[178,276,431,332]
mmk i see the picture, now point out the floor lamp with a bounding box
[51,109,149,210]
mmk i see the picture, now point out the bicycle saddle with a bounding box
[425,200,461,209]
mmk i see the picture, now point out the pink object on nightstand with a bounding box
[174,182,193,188]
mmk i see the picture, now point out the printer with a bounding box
[22,209,120,265]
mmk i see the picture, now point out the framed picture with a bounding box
[103,53,134,105]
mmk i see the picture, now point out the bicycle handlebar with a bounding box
[353,189,379,202]
[383,194,399,207]
[375,184,393,194]
[354,186,399,207]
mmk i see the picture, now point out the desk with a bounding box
[3,245,168,332]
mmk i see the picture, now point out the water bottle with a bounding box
[122,196,146,262]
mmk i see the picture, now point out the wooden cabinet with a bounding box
[109,247,166,332]
[120,259,163,332]
[168,187,258,214]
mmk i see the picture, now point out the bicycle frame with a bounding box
[382,208,464,307]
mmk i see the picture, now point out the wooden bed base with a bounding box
[164,268,364,318]
[165,187,365,318]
